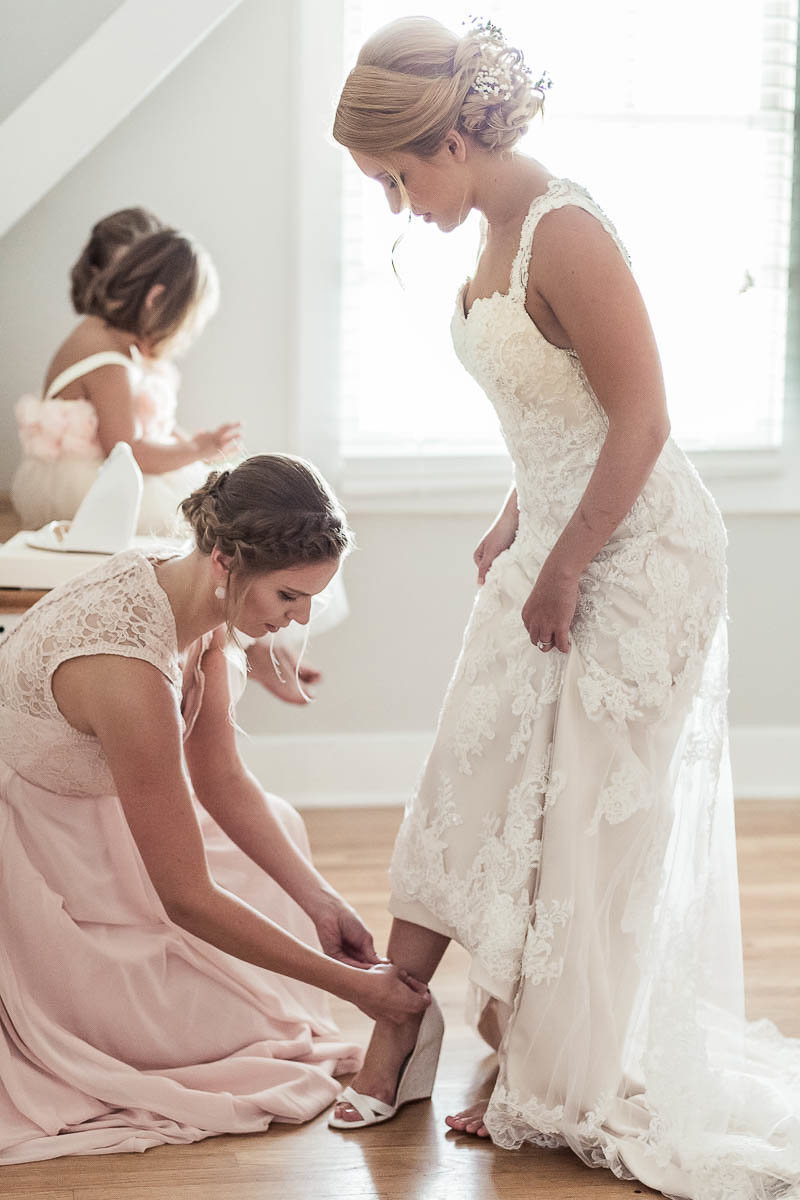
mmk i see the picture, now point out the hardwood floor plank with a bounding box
[0,1190,75,1200]
[0,1145,238,1195]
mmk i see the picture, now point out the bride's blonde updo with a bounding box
[333,16,545,158]
[180,454,352,629]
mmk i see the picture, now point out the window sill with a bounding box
[339,448,800,516]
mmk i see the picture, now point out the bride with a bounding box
[328,15,800,1200]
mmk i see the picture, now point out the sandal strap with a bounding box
[337,1085,395,1123]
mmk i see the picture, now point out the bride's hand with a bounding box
[349,963,431,1025]
[474,513,517,585]
[311,892,381,969]
[521,556,580,654]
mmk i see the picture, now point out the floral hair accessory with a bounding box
[472,64,512,100]
[463,15,547,105]
[533,71,554,97]
[465,15,505,43]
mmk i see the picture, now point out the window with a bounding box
[338,0,798,467]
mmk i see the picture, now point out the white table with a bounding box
[0,533,177,631]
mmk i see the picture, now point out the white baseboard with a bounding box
[237,731,433,809]
[728,726,800,800]
[237,727,800,809]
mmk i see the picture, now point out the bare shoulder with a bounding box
[533,203,627,277]
[53,653,180,738]
[45,318,132,396]
[529,201,641,331]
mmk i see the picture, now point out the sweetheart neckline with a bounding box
[457,177,570,322]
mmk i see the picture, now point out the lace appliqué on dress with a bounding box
[392,744,565,986]
[521,898,574,985]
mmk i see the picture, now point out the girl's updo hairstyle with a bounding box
[72,222,218,356]
[180,454,353,633]
[333,16,546,160]
[70,207,163,314]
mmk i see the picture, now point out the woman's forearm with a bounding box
[549,419,669,579]
[196,770,336,917]
[168,877,358,1000]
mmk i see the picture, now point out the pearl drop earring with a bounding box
[215,586,226,601]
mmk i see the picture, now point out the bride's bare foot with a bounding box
[333,1013,424,1123]
[445,1100,491,1137]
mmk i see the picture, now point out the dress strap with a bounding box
[44,351,134,400]
[509,178,631,299]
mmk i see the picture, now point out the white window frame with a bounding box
[291,0,800,516]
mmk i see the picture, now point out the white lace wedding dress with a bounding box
[389,179,800,1200]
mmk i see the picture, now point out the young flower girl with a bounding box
[11,207,240,536]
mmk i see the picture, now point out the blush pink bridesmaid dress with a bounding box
[0,548,361,1164]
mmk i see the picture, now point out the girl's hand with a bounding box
[311,892,381,969]
[474,515,517,585]
[521,556,580,654]
[350,963,431,1025]
[193,422,243,461]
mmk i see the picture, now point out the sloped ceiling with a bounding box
[0,0,244,237]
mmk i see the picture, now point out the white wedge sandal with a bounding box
[328,995,445,1129]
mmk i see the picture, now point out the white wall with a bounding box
[0,0,123,122]
[0,0,797,796]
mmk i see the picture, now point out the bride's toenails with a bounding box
[445,1102,490,1137]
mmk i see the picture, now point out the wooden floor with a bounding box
[0,801,797,1200]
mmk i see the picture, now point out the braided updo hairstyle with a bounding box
[180,454,353,633]
[333,16,545,159]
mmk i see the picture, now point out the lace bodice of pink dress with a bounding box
[0,550,361,1164]
[0,550,182,795]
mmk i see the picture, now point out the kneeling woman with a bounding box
[0,454,427,1164]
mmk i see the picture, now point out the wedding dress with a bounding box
[390,179,800,1200]
[0,550,361,1163]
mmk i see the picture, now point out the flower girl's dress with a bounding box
[11,348,207,535]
